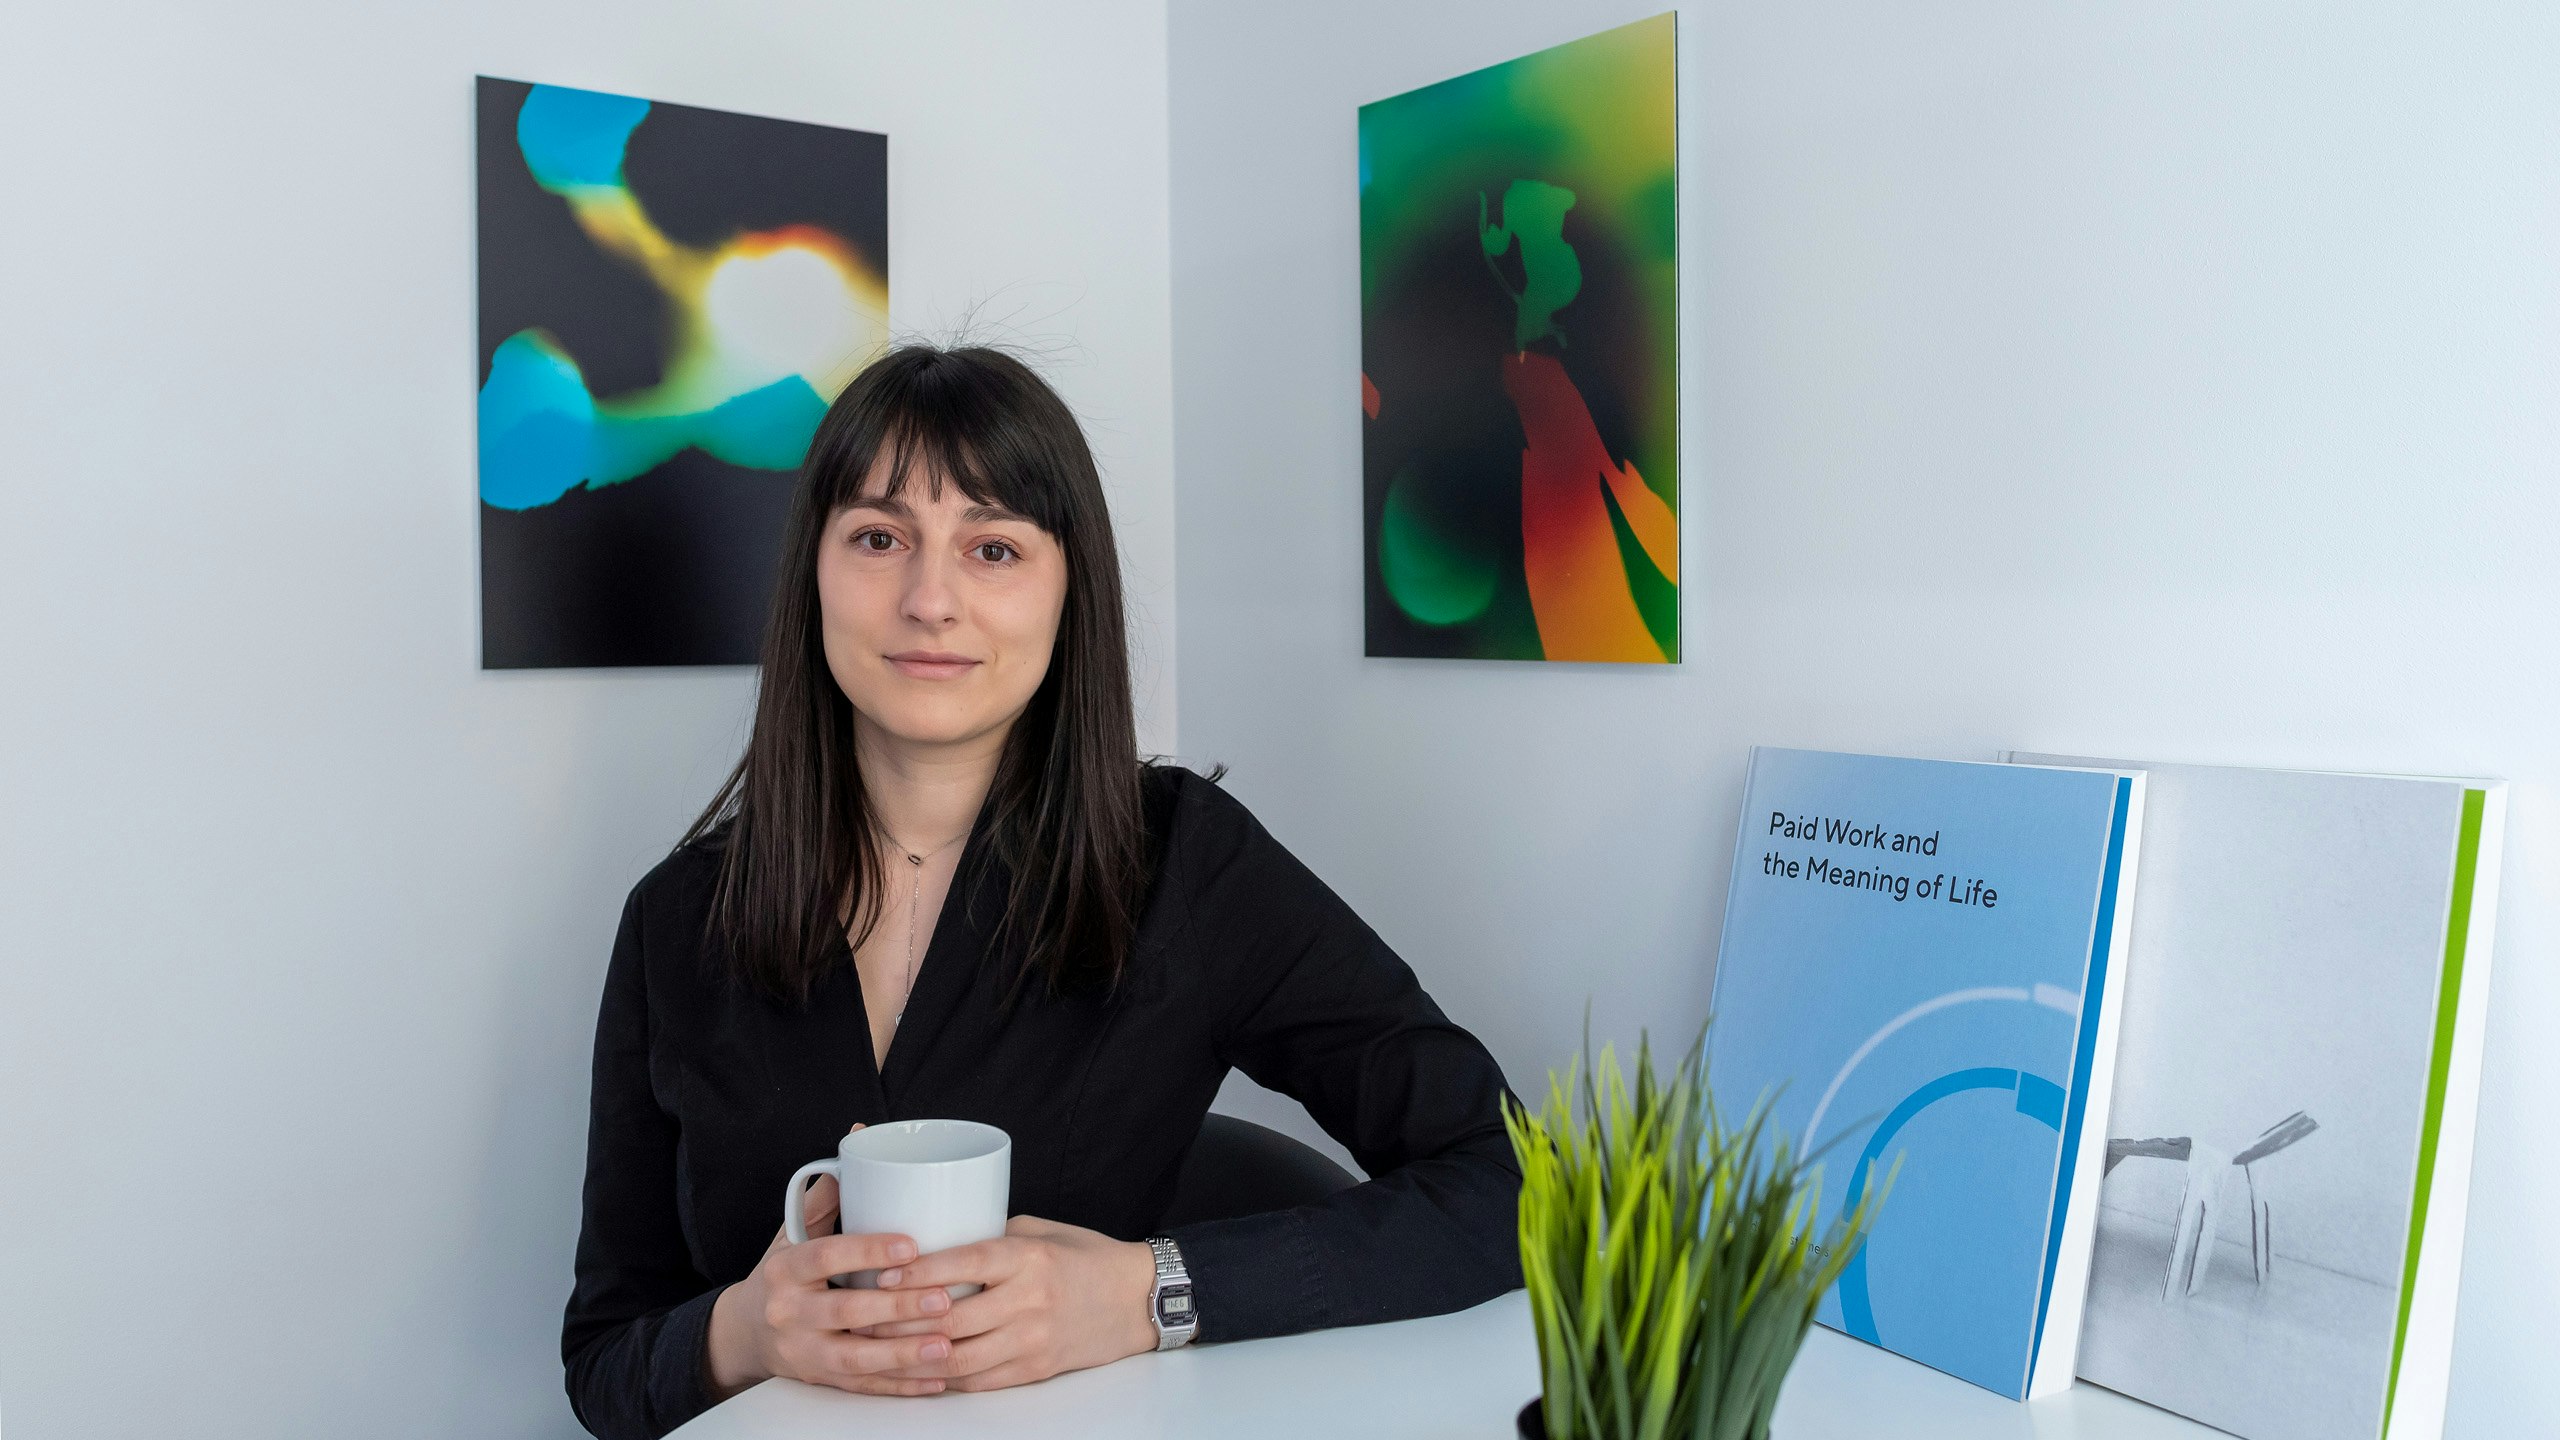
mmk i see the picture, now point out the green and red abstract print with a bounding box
[1359,14,1678,663]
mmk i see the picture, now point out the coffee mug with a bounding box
[784,1118,1012,1294]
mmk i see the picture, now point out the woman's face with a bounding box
[816,458,1069,753]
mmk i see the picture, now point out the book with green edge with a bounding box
[2006,755,2505,1440]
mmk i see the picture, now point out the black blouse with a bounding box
[561,765,1524,1439]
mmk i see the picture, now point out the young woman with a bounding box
[561,345,1522,1439]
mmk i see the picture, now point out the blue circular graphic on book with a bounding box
[1836,1067,2066,1344]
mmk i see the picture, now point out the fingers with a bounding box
[859,1315,958,1341]
[802,1174,841,1234]
[879,1327,1023,1382]
[813,1373,945,1398]
[878,1236,1020,1292]
[859,1285,1012,1342]
[783,1232,919,1286]
[808,1330,955,1380]
[837,1219,1149,1395]
[770,1122,865,1248]
[770,1171,843,1251]
[812,1283,951,1333]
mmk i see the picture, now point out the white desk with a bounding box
[671,1291,2220,1438]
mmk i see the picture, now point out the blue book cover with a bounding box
[1707,747,2144,1399]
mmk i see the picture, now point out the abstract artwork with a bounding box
[476,78,887,668]
[1359,15,1677,663]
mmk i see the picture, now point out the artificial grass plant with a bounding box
[1503,1026,1892,1440]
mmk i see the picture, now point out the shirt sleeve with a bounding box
[561,884,722,1440]
[1160,780,1524,1341]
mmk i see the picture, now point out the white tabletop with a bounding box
[671,1290,2220,1439]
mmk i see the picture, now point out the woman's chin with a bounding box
[855,703,1023,755]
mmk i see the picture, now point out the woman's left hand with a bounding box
[864,1215,1160,1391]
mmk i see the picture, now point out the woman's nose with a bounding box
[901,550,961,627]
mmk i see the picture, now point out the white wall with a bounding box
[0,2,1172,1435]
[1169,2,2559,1433]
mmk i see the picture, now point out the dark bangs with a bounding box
[685,344,1147,1005]
[801,347,1075,538]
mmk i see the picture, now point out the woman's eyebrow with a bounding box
[844,494,912,517]
[962,503,1032,525]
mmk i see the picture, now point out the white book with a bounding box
[2008,754,2505,1440]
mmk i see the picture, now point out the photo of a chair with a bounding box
[2104,1111,2320,1297]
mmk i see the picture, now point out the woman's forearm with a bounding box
[704,1280,771,1401]
[1167,1130,1522,1343]
[563,1288,727,1440]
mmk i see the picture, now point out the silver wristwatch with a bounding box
[1146,1235,1198,1350]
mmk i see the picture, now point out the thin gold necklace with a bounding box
[877,826,968,1029]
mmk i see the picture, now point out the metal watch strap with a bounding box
[1146,1235,1198,1350]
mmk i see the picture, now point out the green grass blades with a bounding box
[1504,1026,1891,1440]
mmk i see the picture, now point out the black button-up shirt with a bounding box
[561,765,1524,1439]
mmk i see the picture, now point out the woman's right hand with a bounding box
[704,1161,959,1400]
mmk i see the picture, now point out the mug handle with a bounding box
[782,1159,839,1246]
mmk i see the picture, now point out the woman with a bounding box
[561,344,1522,1439]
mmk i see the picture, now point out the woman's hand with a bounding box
[704,1149,961,1400]
[866,1215,1160,1391]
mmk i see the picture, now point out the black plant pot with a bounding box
[1519,1396,1776,1440]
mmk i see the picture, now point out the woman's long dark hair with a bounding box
[683,343,1147,1004]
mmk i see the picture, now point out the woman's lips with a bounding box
[886,651,981,680]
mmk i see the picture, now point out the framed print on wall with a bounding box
[1359,14,1679,664]
[475,77,888,668]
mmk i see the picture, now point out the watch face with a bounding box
[1157,1283,1194,1321]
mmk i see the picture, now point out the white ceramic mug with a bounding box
[783,1118,1012,1294]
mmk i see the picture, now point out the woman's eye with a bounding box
[853,529,898,553]
[974,541,1018,564]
